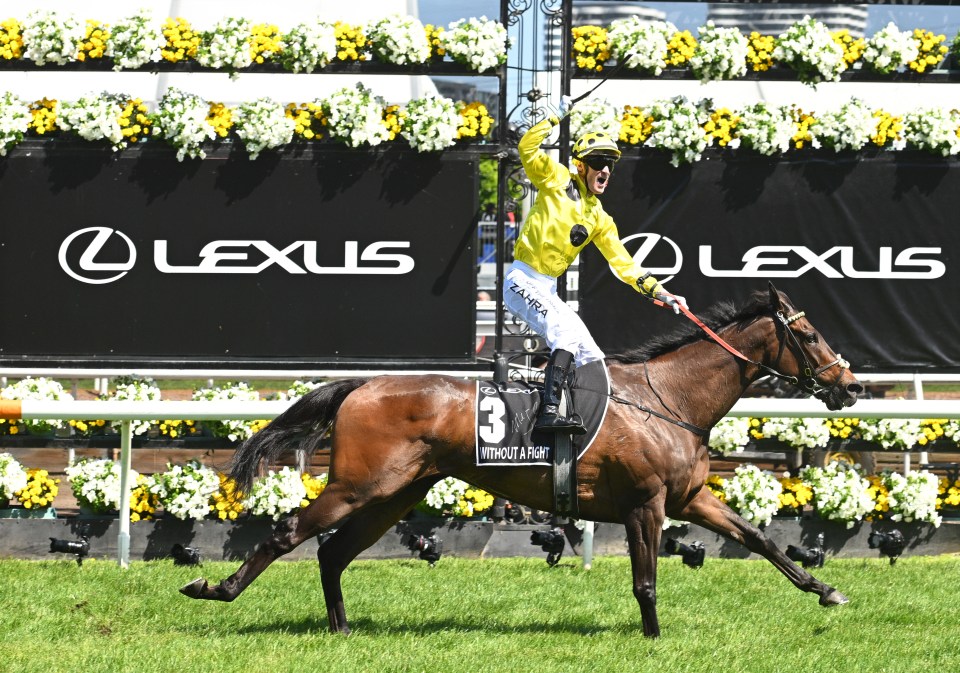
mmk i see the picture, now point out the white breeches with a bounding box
[503,261,605,368]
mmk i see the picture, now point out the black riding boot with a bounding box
[535,349,587,435]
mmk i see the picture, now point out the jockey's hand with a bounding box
[559,95,573,119]
[637,272,661,298]
[656,290,688,315]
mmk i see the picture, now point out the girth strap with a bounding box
[552,392,579,518]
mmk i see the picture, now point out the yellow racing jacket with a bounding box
[513,116,648,293]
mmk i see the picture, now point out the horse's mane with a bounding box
[607,290,774,364]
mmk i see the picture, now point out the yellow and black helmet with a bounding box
[571,131,622,162]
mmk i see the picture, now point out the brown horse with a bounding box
[181,283,862,637]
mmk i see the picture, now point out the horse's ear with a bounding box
[767,281,782,310]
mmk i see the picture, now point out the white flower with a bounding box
[150,461,220,521]
[884,470,941,526]
[735,102,794,155]
[689,21,748,83]
[22,10,84,66]
[569,97,620,141]
[859,416,924,450]
[423,477,479,516]
[708,417,750,455]
[233,98,296,159]
[863,22,920,74]
[282,380,324,400]
[0,92,31,156]
[152,87,216,161]
[106,9,164,70]
[644,96,710,166]
[56,92,127,150]
[441,16,508,72]
[773,16,847,85]
[801,462,874,528]
[65,458,138,514]
[192,382,263,442]
[280,19,336,73]
[322,83,391,147]
[810,98,878,151]
[197,17,253,74]
[606,17,675,75]
[762,417,831,449]
[0,377,73,433]
[0,453,29,502]
[902,107,960,157]
[367,14,430,65]
[244,466,307,520]
[402,95,459,152]
[723,464,782,526]
[105,376,161,436]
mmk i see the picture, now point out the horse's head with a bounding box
[764,282,863,410]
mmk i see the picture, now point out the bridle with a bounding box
[659,294,850,400]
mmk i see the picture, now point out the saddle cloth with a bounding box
[474,359,610,466]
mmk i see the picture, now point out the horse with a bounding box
[180,283,863,637]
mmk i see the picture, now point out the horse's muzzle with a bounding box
[819,374,863,411]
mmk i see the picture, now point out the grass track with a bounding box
[1,555,958,673]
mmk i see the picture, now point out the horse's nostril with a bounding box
[848,382,864,395]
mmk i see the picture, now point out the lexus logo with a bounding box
[615,233,682,283]
[59,227,137,285]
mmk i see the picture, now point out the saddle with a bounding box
[474,360,610,517]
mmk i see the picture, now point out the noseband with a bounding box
[774,310,850,399]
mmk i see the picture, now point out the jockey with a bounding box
[504,97,686,435]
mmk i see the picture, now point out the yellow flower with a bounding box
[211,473,245,519]
[666,30,697,67]
[161,17,199,62]
[382,103,404,141]
[77,20,109,61]
[334,22,368,61]
[28,98,58,135]
[705,474,726,502]
[790,106,816,149]
[704,108,739,146]
[571,25,610,72]
[206,102,234,138]
[250,23,282,64]
[832,29,864,66]
[746,32,775,72]
[118,98,151,145]
[14,469,59,509]
[0,18,24,60]
[456,101,493,140]
[871,109,903,147]
[425,24,445,61]
[908,29,946,73]
[619,105,653,145]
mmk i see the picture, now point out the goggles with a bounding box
[583,155,616,172]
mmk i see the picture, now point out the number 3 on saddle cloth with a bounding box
[474,360,610,467]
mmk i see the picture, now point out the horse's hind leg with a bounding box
[180,479,380,603]
[318,478,438,635]
[622,491,667,638]
[676,487,847,606]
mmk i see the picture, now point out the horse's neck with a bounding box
[631,325,769,430]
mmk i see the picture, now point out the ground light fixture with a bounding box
[171,543,202,566]
[786,533,826,568]
[405,533,442,566]
[49,536,90,566]
[867,530,906,565]
[664,538,705,569]
[530,527,566,566]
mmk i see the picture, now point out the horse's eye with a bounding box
[804,332,818,345]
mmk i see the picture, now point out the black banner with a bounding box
[580,150,959,372]
[0,143,478,367]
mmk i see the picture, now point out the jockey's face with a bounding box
[578,156,614,195]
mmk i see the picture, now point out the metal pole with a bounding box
[117,419,132,569]
[582,520,594,570]
[915,372,927,470]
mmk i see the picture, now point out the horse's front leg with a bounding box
[622,490,667,638]
[675,487,847,607]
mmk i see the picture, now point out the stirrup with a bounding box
[535,412,587,436]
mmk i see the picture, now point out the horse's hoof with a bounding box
[819,589,849,607]
[180,577,208,599]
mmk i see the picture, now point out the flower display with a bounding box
[286,102,325,140]
[0,92,30,156]
[689,21,748,83]
[152,87,217,160]
[105,376,161,436]
[441,16,507,72]
[729,102,793,155]
[21,10,83,66]
[760,416,831,449]
[862,21,919,74]
[129,474,158,521]
[800,461,874,528]
[322,83,392,147]
[571,25,610,72]
[569,97,620,141]
[825,417,862,441]
[884,470,941,526]
[810,98,878,152]
[160,17,199,63]
[704,107,739,147]
[908,29,947,73]
[402,95,459,152]
[56,92,127,149]
[456,101,493,141]
[232,98,296,159]
[606,16,674,75]
[76,20,108,62]
[65,458,138,516]
[0,453,29,505]
[425,23,445,62]
[367,14,430,65]
[150,460,220,521]
[192,382,268,442]
[420,477,494,517]
[832,29,865,67]
[0,377,73,434]
[902,107,960,156]
[938,477,960,515]
[249,23,281,65]
[196,16,252,74]
[28,97,57,135]
[156,419,198,439]
[773,16,847,85]
[665,30,696,67]
[302,472,328,504]
[619,104,653,145]
[211,473,245,520]
[778,475,812,516]
[746,32,775,71]
[708,416,750,454]
[859,417,923,450]
[723,464,782,526]
[106,9,163,70]
[333,21,368,61]
[244,466,308,520]
[0,18,23,60]
[705,474,726,502]
[644,96,710,166]
[14,468,59,510]
[284,380,325,400]
[280,19,336,73]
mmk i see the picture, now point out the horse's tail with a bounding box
[229,378,368,492]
